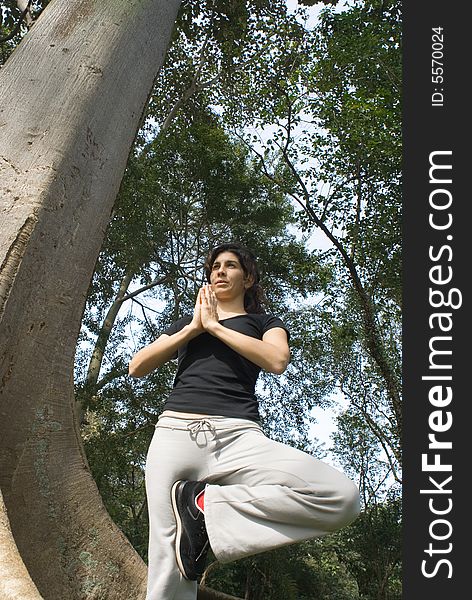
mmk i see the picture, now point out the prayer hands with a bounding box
[191,285,219,334]
[190,288,205,333]
[200,284,219,331]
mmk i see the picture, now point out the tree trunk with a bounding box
[197,587,244,600]
[84,270,135,392]
[0,1,181,598]
[0,490,43,599]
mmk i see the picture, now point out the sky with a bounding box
[282,0,352,457]
[83,0,352,461]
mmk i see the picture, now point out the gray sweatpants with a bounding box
[145,414,360,600]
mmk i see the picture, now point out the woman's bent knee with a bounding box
[334,478,360,530]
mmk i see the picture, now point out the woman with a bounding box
[129,242,360,600]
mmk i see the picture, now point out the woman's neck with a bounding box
[216,299,246,319]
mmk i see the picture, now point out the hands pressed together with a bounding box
[130,283,289,377]
[190,285,220,334]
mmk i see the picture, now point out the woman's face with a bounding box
[209,251,250,301]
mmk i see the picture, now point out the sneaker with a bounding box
[171,480,210,580]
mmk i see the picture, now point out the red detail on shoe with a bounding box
[196,490,205,513]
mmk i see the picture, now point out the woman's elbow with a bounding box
[128,357,145,378]
[270,354,290,375]
[128,363,139,378]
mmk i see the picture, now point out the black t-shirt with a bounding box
[162,313,290,422]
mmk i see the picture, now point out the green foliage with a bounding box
[205,541,359,600]
[75,0,403,596]
[310,0,402,305]
[204,494,401,600]
[78,110,323,374]
[143,0,305,139]
[335,495,402,600]
[0,1,51,62]
[3,0,403,597]
[81,367,175,560]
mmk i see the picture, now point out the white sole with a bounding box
[170,481,190,579]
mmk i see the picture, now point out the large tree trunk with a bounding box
[0,1,181,598]
[0,490,43,600]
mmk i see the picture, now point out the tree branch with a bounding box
[259,134,402,444]
[0,0,34,42]
[121,273,169,301]
[197,586,244,600]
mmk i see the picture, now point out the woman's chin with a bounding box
[213,289,228,300]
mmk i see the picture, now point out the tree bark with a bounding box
[0,490,44,600]
[197,587,244,600]
[0,1,181,598]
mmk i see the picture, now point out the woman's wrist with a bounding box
[204,321,222,336]
[185,322,204,338]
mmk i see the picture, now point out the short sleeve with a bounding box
[161,316,191,337]
[261,314,290,342]
[160,316,192,359]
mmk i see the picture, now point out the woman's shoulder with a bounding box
[248,312,290,340]
[161,315,192,335]
[246,312,289,328]
[247,311,282,322]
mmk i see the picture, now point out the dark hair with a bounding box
[204,242,267,314]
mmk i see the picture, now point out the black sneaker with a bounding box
[171,480,210,580]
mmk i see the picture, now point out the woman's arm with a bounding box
[128,290,204,378]
[128,326,198,378]
[206,323,290,374]
[200,285,290,374]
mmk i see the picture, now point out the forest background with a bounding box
[0,1,401,599]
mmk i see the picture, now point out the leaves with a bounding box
[72,1,402,596]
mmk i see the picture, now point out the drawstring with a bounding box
[187,418,217,448]
[156,415,260,456]
[187,419,216,436]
